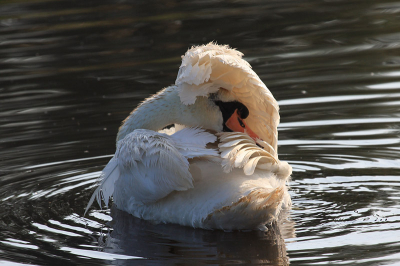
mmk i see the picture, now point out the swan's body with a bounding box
[86,43,292,230]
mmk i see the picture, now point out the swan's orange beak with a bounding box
[226,110,260,141]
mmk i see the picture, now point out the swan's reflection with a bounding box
[103,206,295,265]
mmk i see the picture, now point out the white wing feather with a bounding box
[217,132,291,180]
[85,128,218,214]
[171,127,218,159]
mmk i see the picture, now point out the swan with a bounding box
[85,43,292,230]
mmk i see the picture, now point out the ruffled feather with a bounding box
[85,128,219,213]
[176,42,280,155]
[217,132,291,180]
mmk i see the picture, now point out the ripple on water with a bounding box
[1,0,400,265]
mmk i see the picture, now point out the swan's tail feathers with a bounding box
[84,157,120,216]
[203,186,288,230]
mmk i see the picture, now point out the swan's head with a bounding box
[175,42,280,153]
[209,90,259,141]
[118,43,280,155]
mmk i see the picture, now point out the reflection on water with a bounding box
[1,0,400,265]
[101,207,294,265]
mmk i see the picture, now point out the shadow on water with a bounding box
[1,0,400,265]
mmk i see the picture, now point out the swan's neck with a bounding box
[117,86,223,142]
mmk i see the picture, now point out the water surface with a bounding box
[1,0,400,265]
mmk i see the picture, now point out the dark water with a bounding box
[1,0,400,265]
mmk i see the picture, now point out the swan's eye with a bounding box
[237,117,245,128]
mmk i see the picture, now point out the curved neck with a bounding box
[116,86,223,142]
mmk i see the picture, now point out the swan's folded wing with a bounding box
[85,128,218,213]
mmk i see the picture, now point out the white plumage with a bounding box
[176,43,280,152]
[86,43,292,230]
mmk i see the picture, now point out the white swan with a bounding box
[86,43,292,230]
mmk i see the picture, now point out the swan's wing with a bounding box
[176,43,279,156]
[85,128,218,213]
[217,132,291,180]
